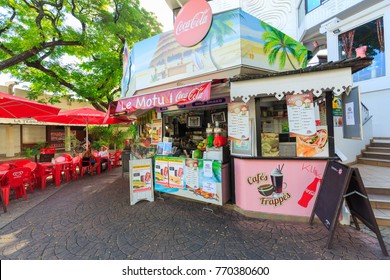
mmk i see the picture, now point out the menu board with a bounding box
[129,158,154,205]
[185,159,199,190]
[228,102,250,141]
[50,131,65,141]
[286,93,316,136]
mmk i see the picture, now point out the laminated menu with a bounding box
[286,93,316,137]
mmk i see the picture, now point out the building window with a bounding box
[306,0,329,13]
[338,17,385,82]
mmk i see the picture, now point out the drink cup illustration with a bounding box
[145,172,151,182]
[271,168,287,194]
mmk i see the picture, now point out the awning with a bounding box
[230,68,352,102]
[109,81,212,118]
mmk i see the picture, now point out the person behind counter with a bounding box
[98,144,109,172]
[82,146,99,174]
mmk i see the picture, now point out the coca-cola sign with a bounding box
[116,82,211,112]
[174,0,213,47]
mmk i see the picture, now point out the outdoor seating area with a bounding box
[0,149,122,213]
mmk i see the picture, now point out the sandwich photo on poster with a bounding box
[296,126,329,157]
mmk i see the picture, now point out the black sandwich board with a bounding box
[309,160,388,256]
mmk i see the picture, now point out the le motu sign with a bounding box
[117,82,211,112]
[174,0,213,47]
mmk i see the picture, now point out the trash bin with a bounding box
[122,150,131,173]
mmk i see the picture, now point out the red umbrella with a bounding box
[0,91,61,118]
[34,107,133,146]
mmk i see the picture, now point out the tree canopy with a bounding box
[0,0,162,111]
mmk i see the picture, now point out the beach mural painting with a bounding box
[122,9,308,97]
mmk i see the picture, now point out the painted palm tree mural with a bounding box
[201,11,240,70]
[261,21,307,70]
[122,9,308,96]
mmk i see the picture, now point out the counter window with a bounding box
[256,93,330,158]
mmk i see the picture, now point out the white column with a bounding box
[65,126,71,152]
[6,125,15,157]
[326,30,340,62]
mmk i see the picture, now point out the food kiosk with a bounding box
[109,0,371,217]
[116,82,232,206]
[228,58,372,220]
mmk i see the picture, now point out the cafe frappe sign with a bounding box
[174,0,213,47]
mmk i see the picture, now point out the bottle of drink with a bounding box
[206,123,214,148]
[297,177,321,208]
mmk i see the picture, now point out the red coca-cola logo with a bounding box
[174,0,212,47]
[176,84,207,104]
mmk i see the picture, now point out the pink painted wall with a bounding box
[234,159,327,217]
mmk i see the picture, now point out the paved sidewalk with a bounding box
[0,168,389,260]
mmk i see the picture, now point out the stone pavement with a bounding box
[0,167,389,260]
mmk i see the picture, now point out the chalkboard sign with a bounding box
[346,168,372,228]
[310,161,351,230]
[310,160,388,256]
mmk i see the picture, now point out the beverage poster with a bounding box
[286,93,316,137]
[168,157,185,189]
[228,102,250,141]
[234,158,327,217]
[129,158,154,205]
[154,156,169,187]
[332,96,343,127]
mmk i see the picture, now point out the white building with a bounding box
[166,0,388,136]
[163,0,389,163]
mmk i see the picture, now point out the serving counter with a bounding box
[232,157,328,218]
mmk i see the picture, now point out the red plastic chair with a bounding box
[70,156,81,180]
[10,159,31,168]
[1,167,33,212]
[0,163,10,172]
[36,163,55,190]
[55,156,71,183]
[12,160,36,192]
[100,155,111,172]
[80,157,93,176]
[62,153,73,162]
[110,151,122,168]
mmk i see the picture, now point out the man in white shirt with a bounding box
[98,145,109,171]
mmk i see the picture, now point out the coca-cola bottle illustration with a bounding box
[298,177,321,208]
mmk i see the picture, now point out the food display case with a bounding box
[131,142,157,159]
